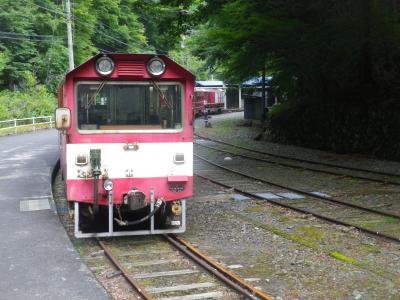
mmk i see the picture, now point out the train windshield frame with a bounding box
[74,81,184,133]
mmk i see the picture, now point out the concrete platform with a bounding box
[0,130,109,300]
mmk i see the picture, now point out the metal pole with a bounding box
[150,189,155,234]
[238,85,243,109]
[66,0,74,71]
[261,59,266,121]
[108,191,113,236]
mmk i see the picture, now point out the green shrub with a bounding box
[269,101,400,160]
[0,71,56,120]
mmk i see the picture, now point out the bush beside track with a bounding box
[269,102,400,161]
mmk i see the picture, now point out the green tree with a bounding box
[190,0,400,104]
[0,0,40,88]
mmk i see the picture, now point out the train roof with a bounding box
[65,53,195,81]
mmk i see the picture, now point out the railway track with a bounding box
[97,235,273,300]
[53,171,272,299]
[194,134,400,185]
[193,154,400,243]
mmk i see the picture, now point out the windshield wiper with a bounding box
[87,79,107,110]
[151,80,172,110]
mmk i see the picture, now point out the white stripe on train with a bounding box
[66,142,193,180]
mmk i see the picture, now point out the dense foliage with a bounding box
[1,0,400,158]
[0,0,205,120]
[188,0,400,159]
[0,71,55,119]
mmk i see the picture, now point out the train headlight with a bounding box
[95,56,115,76]
[147,57,166,76]
[173,153,185,164]
[103,179,114,191]
[75,154,88,166]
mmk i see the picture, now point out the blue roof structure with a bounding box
[196,80,225,87]
[242,76,272,87]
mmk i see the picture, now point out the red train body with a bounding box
[193,82,226,116]
[56,54,195,237]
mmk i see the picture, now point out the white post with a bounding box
[14,119,17,134]
[32,117,36,131]
[49,116,53,128]
[223,84,227,110]
[66,0,74,71]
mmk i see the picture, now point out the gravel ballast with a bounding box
[187,112,400,299]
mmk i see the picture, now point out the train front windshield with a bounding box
[76,82,183,131]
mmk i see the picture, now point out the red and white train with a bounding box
[193,81,226,116]
[55,54,194,238]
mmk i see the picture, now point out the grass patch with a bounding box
[296,225,326,242]
[279,215,293,222]
[139,278,156,286]
[0,124,53,136]
[0,124,54,136]
[245,206,264,213]
[359,217,400,229]
[234,211,318,249]
[360,243,381,254]
[329,251,359,265]
[231,210,393,279]
[72,238,98,257]
[266,207,283,216]
[385,217,399,224]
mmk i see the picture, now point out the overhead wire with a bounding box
[34,1,116,54]
[97,47,113,54]
[0,35,62,42]
[0,31,63,39]
[33,0,168,54]
[1,1,174,57]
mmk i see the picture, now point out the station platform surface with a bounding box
[0,130,109,300]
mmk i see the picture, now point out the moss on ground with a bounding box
[296,225,326,242]
[232,210,395,279]
[266,207,283,216]
[385,217,400,224]
[72,238,98,257]
[329,252,359,265]
[245,206,264,213]
[359,243,381,254]
[279,215,293,223]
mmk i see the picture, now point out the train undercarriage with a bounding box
[72,196,186,238]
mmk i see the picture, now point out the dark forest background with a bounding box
[1,0,400,159]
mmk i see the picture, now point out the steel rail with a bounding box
[195,140,400,186]
[194,154,400,219]
[194,133,400,179]
[97,240,155,300]
[164,234,273,300]
[194,156,400,243]
[194,172,400,243]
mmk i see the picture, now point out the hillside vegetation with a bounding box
[0,0,204,119]
[1,0,400,159]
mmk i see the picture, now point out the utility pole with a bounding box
[65,0,74,71]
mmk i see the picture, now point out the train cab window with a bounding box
[76,82,182,131]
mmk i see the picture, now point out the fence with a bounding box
[0,116,54,135]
